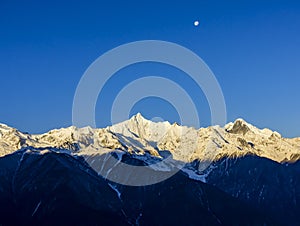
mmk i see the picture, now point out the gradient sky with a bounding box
[0,0,299,137]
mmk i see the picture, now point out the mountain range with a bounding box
[0,114,299,225]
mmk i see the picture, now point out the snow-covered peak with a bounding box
[130,112,147,122]
[225,118,253,134]
[225,118,281,138]
[108,113,171,143]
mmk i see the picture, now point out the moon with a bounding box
[194,20,199,26]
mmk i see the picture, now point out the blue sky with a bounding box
[0,0,299,137]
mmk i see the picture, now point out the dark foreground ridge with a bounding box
[0,148,279,226]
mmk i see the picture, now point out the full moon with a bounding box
[194,20,199,26]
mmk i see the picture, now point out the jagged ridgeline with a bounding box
[0,113,299,162]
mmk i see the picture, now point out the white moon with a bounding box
[194,20,199,26]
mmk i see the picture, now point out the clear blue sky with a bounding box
[0,0,299,137]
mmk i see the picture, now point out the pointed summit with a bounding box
[225,118,251,135]
[128,112,149,127]
[129,112,146,120]
[136,112,142,118]
[131,112,145,120]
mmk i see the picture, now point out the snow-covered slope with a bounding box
[0,114,299,164]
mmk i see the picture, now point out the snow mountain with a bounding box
[0,113,299,163]
[0,114,300,225]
